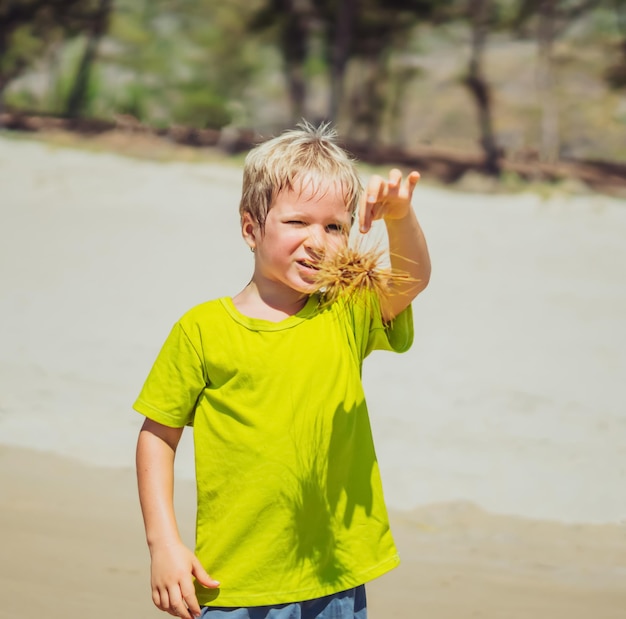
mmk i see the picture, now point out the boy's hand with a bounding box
[150,540,219,618]
[359,169,420,233]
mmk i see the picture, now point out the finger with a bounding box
[359,194,375,234]
[376,177,387,202]
[181,577,204,617]
[360,176,384,233]
[183,594,203,619]
[183,595,202,619]
[369,201,385,224]
[166,606,183,617]
[169,598,193,619]
[192,557,220,589]
[156,586,170,612]
[405,170,421,197]
[388,168,403,194]
[152,587,162,611]
[166,584,194,619]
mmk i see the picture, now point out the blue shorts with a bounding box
[199,585,367,619]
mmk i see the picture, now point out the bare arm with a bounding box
[136,418,219,618]
[359,169,431,321]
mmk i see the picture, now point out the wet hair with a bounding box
[239,121,362,230]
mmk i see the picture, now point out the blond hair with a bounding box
[239,122,362,229]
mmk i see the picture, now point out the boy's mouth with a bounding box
[297,260,320,271]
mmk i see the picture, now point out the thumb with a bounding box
[192,557,220,588]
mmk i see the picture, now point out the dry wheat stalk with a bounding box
[311,242,417,307]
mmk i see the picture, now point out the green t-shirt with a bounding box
[134,293,413,607]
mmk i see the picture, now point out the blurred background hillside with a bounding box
[1,0,625,183]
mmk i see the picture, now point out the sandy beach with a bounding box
[2,445,625,619]
[1,133,625,618]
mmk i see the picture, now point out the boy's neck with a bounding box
[232,282,310,322]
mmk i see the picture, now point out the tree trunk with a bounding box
[283,35,307,123]
[0,32,6,122]
[281,0,311,123]
[65,0,112,118]
[388,65,416,148]
[328,0,358,122]
[367,50,391,149]
[613,0,626,83]
[614,0,626,44]
[465,0,500,175]
[345,47,390,151]
[537,0,559,163]
[0,80,6,123]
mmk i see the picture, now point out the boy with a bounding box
[134,123,431,619]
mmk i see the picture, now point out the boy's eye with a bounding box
[326,224,345,234]
[286,220,306,226]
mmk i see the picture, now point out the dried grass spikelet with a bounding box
[311,240,417,308]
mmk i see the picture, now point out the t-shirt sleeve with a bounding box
[133,321,207,427]
[348,293,414,360]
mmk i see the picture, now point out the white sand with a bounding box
[1,134,625,525]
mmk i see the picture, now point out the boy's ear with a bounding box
[241,212,259,252]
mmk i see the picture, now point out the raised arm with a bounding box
[359,168,431,321]
[136,418,219,618]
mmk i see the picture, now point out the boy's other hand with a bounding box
[150,540,219,618]
[359,169,420,233]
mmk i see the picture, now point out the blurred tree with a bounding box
[176,0,262,129]
[249,0,321,124]
[106,0,172,120]
[605,0,626,87]
[249,0,444,140]
[465,0,500,174]
[107,0,260,129]
[0,0,101,113]
[323,0,446,146]
[536,0,560,163]
[340,1,418,146]
[514,0,598,162]
[318,0,359,123]
[65,0,113,118]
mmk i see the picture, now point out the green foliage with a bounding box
[2,0,624,164]
[0,0,100,91]
[109,9,151,47]
[114,82,150,119]
[0,24,45,79]
[3,85,38,110]
[51,48,102,117]
[100,0,262,126]
[171,87,233,130]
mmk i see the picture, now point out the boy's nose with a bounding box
[304,229,326,259]
[304,227,324,249]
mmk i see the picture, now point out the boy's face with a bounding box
[243,178,352,296]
